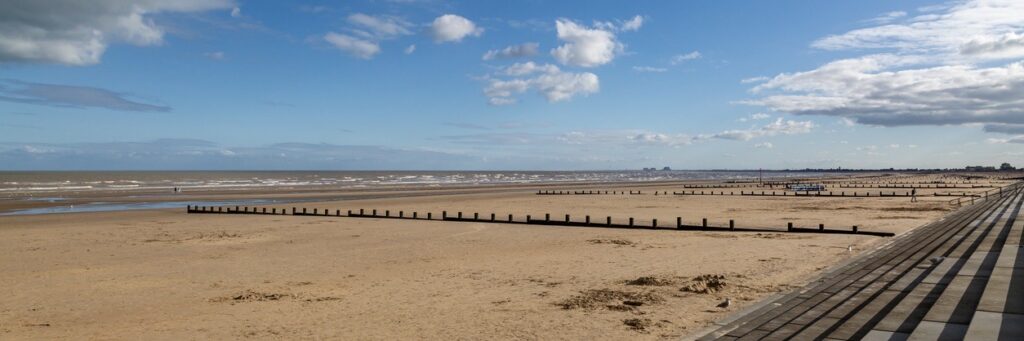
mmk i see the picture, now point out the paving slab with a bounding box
[863,330,909,341]
[922,275,989,325]
[976,268,1024,315]
[963,311,1024,340]
[906,320,968,340]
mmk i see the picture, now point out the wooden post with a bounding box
[677,217,682,229]
[473,212,478,220]
[730,220,735,230]
[788,222,793,232]
[442,211,447,219]
[491,213,495,221]
[607,216,612,225]
[853,225,858,233]
[545,213,550,222]
[372,209,376,216]
[565,214,570,223]
[385,210,390,217]
[458,212,463,219]
[508,214,513,222]
[652,219,657,228]
[428,212,433,220]
[586,215,590,224]
[629,217,634,226]
[702,218,707,229]
[819,223,824,231]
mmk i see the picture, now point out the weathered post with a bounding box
[458,212,463,219]
[853,225,858,233]
[473,212,478,220]
[586,215,590,224]
[652,219,658,228]
[788,222,793,232]
[819,223,824,231]
[607,216,612,225]
[428,212,433,220]
[508,214,513,222]
[629,217,634,226]
[442,211,447,219]
[372,209,376,216]
[491,213,495,221]
[730,220,735,230]
[702,218,707,229]
[385,210,390,217]
[545,213,550,222]
[565,214,570,223]
[677,217,682,229]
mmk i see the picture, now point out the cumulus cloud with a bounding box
[670,51,701,65]
[0,80,170,112]
[404,44,416,54]
[754,142,774,149]
[324,32,380,59]
[747,1,1024,129]
[430,14,482,43]
[0,0,235,65]
[230,7,241,18]
[482,42,539,60]
[551,19,622,67]
[484,63,599,105]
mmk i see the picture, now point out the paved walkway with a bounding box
[698,182,1024,340]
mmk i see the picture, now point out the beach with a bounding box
[0,172,1011,339]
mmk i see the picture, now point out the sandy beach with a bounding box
[0,174,1014,339]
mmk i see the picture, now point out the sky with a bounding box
[1,0,1023,170]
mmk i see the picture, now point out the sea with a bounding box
[0,170,821,194]
[0,170,824,215]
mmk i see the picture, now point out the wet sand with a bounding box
[0,175,1012,339]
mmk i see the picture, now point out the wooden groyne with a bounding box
[186,205,893,237]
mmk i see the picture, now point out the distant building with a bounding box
[1000,162,1015,171]
[966,165,997,171]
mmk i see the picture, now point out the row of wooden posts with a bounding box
[533,190,979,198]
[185,205,893,237]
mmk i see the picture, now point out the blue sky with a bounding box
[1,0,1023,170]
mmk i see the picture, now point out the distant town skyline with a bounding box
[1,0,1023,170]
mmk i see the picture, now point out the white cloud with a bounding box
[811,1,1024,63]
[741,76,769,84]
[347,13,413,39]
[430,14,482,43]
[866,11,906,24]
[754,142,774,149]
[482,43,539,60]
[960,32,1024,59]
[404,44,416,54]
[670,51,701,65]
[748,1,1024,129]
[502,62,560,76]
[230,7,241,18]
[620,15,644,32]
[737,113,770,122]
[709,118,814,141]
[0,0,235,65]
[551,19,622,67]
[324,32,380,59]
[484,63,599,105]
[633,66,667,73]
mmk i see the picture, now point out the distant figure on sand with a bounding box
[911,188,917,202]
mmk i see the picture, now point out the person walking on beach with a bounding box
[911,188,917,202]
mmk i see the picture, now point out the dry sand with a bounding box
[0,176,1008,339]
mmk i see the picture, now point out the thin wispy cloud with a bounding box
[0,80,170,112]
